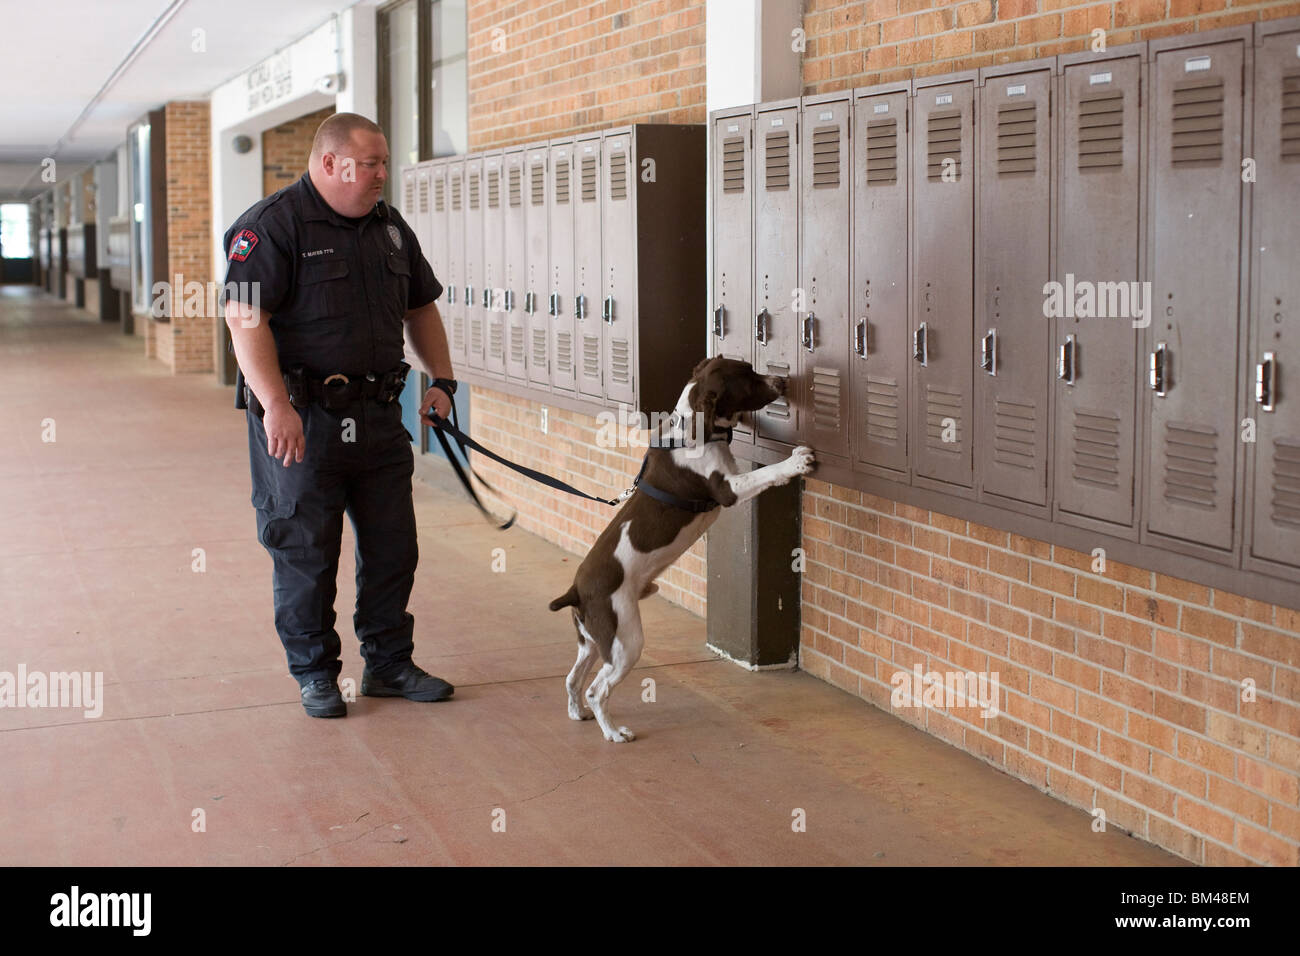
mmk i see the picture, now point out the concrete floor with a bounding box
[0,285,1182,866]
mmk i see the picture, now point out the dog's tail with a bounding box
[548,585,579,612]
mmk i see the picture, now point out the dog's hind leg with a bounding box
[566,612,600,721]
[585,597,645,743]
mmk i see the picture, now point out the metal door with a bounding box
[912,80,976,489]
[465,155,485,370]
[602,130,636,407]
[575,135,604,400]
[445,160,466,365]
[549,142,577,392]
[852,88,909,476]
[712,109,755,441]
[977,67,1053,507]
[483,151,506,377]
[525,144,551,389]
[504,148,528,382]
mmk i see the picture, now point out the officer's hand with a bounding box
[263,400,306,467]
[419,386,452,428]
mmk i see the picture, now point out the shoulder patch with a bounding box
[229,229,259,262]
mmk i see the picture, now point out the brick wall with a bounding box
[262,106,334,197]
[160,101,213,374]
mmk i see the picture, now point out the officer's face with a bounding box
[321,130,390,217]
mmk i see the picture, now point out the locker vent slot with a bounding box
[1171,79,1224,167]
[556,331,573,373]
[611,339,630,383]
[927,110,963,181]
[434,177,445,212]
[765,131,790,189]
[418,177,429,213]
[1162,421,1219,510]
[866,118,898,186]
[582,333,600,379]
[532,328,547,368]
[1282,73,1300,162]
[470,316,483,353]
[1077,92,1125,171]
[488,168,500,208]
[866,376,900,444]
[722,135,746,193]
[510,323,524,364]
[469,171,480,209]
[489,320,504,358]
[812,126,841,188]
[608,150,627,201]
[1071,408,1121,488]
[997,103,1038,175]
[1270,439,1300,528]
[452,313,465,352]
[925,387,962,453]
[993,399,1038,470]
[811,367,841,427]
[763,362,791,419]
[403,178,415,213]
[531,163,545,205]
[451,174,462,210]
[581,156,597,202]
[508,166,521,207]
[555,160,570,204]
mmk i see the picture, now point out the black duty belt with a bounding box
[244,363,411,414]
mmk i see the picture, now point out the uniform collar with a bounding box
[297,171,389,226]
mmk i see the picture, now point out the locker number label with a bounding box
[935,93,953,105]
[1089,72,1112,86]
[1184,56,1211,73]
[1006,84,1026,96]
[874,103,890,114]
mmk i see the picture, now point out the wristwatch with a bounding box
[431,377,458,398]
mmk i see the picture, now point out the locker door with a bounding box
[446,162,466,365]
[401,167,416,220]
[800,96,852,460]
[414,164,430,263]
[465,156,485,370]
[603,131,635,407]
[549,143,577,392]
[428,161,447,286]
[1145,40,1247,550]
[504,149,528,382]
[526,145,551,388]
[753,105,801,447]
[1056,56,1143,529]
[852,89,909,476]
[977,68,1053,507]
[912,81,976,489]
[1247,30,1300,571]
[712,111,754,441]
[575,136,604,400]
[483,152,506,377]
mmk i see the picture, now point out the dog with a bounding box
[548,356,816,742]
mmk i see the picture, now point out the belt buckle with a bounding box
[323,373,350,386]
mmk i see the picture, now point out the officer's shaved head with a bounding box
[309,113,390,218]
[310,113,384,162]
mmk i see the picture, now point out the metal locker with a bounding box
[524,142,551,389]
[602,129,636,408]
[976,62,1054,509]
[752,100,802,448]
[504,147,528,382]
[711,107,755,442]
[414,163,430,266]
[1144,29,1251,554]
[575,134,604,400]
[1054,48,1146,533]
[445,159,466,365]
[426,160,447,285]
[800,93,853,462]
[911,76,977,491]
[483,150,506,377]
[851,82,910,478]
[1246,20,1300,577]
[549,141,577,392]
[464,154,485,370]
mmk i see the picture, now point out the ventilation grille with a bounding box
[722,135,745,193]
[608,150,627,200]
[532,328,547,369]
[1071,408,1121,488]
[403,177,415,213]
[1163,421,1219,510]
[434,177,445,212]
[555,159,570,204]
[1171,79,1225,166]
[451,174,462,210]
[508,166,521,207]
[866,118,898,186]
[581,155,597,202]
[582,333,600,379]
[866,376,900,444]
[469,171,480,209]
[451,313,465,352]
[418,176,429,213]
[925,386,962,453]
[811,367,841,428]
[488,318,505,359]
[763,362,791,419]
[531,163,545,205]
[993,399,1038,470]
[1283,73,1300,162]
[927,110,962,181]
[556,331,573,374]
[765,131,790,189]
[610,338,630,383]
[1270,439,1300,528]
[1078,92,1125,171]
[470,315,483,354]
[812,126,841,188]
[488,168,500,208]
[510,323,525,365]
[997,102,1037,175]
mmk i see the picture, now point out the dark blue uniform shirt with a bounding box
[222,171,442,377]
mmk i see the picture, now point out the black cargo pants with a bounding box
[248,397,417,685]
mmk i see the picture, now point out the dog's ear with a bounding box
[691,357,714,380]
[689,379,721,424]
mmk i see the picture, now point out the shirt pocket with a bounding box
[297,257,352,319]
[383,253,412,316]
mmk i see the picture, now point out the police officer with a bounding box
[222,113,457,718]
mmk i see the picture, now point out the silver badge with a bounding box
[387,224,402,249]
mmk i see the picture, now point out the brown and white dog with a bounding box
[548,357,816,742]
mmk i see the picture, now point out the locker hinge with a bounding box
[905,107,909,134]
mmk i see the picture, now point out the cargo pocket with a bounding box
[251,489,300,551]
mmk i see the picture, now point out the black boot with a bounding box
[301,679,346,717]
[361,663,454,702]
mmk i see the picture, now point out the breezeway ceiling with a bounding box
[0,0,369,202]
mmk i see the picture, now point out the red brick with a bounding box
[1063,3,1112,36]
[1033,617,1077,653]
[1123,774,1177,816]
[1034,674,1077,712]
[1208,776,1270,827]
[1180,607,1238,648]
[1104,672,1154,714]
[1241,623,1300,669]
[1206,712,1269,757]
[1075,750,1123,791]
[1236,821,1300,867]
[1010,533,1052,560]
[1101,613,1154,651]
[988,549,1030,581]
[989,604,1029,638]
[1176,798,1234,844]
[998,0,1039,18]
[1100,730,1151,773]
[1153,692,1206,734]
[1148,816,1203,864]
[1078,691,1126,732]
[1017,12,1062,43]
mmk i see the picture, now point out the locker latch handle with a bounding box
[576,293,587,320]
[482,288,491,310]
[854,319,868,359]
[1150,342,1169,396]
[713,305,725,339]
[914,323,928,367]
[549,292,559,317]
[802,313,817,353]
[1058,334,1077,385]
[1257,352,1277,412]
[505,289,515,312]
[981,329,997,376]
[603,295,614,324]
[524,291,535,315]
[465,285,473,308]
[755,308,770,346]
[448,285,457,305]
